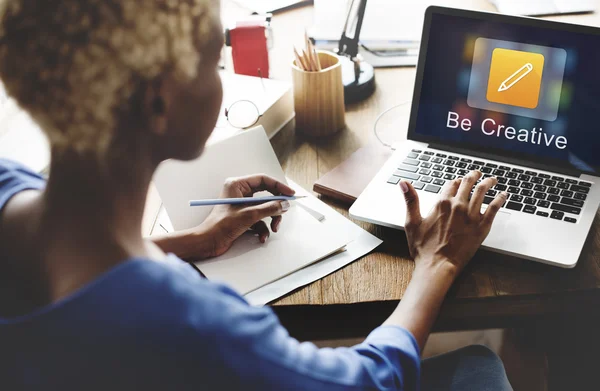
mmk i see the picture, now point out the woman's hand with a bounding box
[200,174,295,256]
[382,170,508,350]
[400,170,508,277]
[151,174,295,260]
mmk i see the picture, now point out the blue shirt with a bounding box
[0,159,420,391]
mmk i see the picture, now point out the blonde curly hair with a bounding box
[0,0,219,154]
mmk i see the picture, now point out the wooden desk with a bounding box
[148,0,600,340]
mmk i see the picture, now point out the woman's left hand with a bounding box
[152,174,295,261]
[200,174,295,256]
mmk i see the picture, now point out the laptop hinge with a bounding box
[428,143,583,177]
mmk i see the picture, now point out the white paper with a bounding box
[154,126,286,231]
[196,205,348,294]
[245,179,383,305]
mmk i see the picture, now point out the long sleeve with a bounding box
[183,282,421,391]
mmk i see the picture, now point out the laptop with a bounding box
[349,6,600,268]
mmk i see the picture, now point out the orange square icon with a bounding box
[486,48,544,109]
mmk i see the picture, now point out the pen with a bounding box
[189,195,306,207]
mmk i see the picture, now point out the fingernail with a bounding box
[501,191,508,197]
[399,181,409,193]
[281,200,290,211]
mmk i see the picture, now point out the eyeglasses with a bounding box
[223,100,262,129]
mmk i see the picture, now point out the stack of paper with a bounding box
[153,127,381,304]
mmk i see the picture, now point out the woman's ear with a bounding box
[144,79,170,136]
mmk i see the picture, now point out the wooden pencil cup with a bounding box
[292,51,346,137]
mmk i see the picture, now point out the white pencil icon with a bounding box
[498,63,533,92]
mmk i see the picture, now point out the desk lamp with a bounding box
[336,0,375,103]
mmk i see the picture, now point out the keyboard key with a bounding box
[413,181,425,190]
[425,184,441,193]
[537,200,550,208]
[493,169,506,176]
[523,205,536,214]
[533,184,547,192]
[508,179,520,187]
[560,190,574,198]
[481,167,493,174]
[508,186,520,194]
[524,197,536,205]
[511,168,524,173]
[486,189,497,196]
[433,178,445,186]
[435,153,447,157]
[518,174,531,182]
[548,195,560,202]
[536,211,549,217]
[548,187,560,195]
[574,192,587,201]
[506,172,518,179]
[481,195,493,204]
[538,173,550,179]
[552,176,564,181]
[485,163,498,168]
[445,167,457,173]
[564,217,577,223]
[474,160,485,165]
[506,201,523,211]
[570,185,590,194]
[511,194,524,202]
[443,174,456,180]
[423,151,435,155]
[421,176,433,183]
[557,182,570,190]
[467,164,480,170]
[431,157,443,163]
[561,197,584,208]
[544,179,557,187]
[534,192,546,200]
[432,171,443,178]
[403,158,419,166]
[551,203,581,215]
[393,170,420,181]
[419,155,431,161]
[579,181,592,187]
[499,165,511,171]
[495,184,508,191]
[550,211,564,220]
[397,164,419,173]
[521,189,533,197]
[525,171,537,176]
[421,162,432,169]
[497,177,508,184]
[444,159,456,166]
[531,177,544,184]
[448,156,459,160]
[460,158,472,162]
[412,149,422,153]
[521,182,534,190]
[387,176,401,185]
[456,162,468,169]
[407,152,418,159]
[458,169,469,176]
[419,168,431,175]
[433,164,444,171]
[565,179,577,184]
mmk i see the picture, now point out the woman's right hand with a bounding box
[400,170,508,277]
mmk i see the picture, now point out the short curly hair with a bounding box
[0,0,220,154]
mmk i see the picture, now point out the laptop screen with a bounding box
[409,8,600,175]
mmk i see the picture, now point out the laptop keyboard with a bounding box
[387,149,592,223]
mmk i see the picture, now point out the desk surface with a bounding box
[149,0,600,340]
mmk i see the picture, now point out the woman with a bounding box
[0,1,512,390]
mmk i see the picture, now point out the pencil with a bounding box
[189,195,307,207]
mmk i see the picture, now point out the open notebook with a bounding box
[153,127,349,294]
